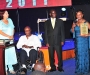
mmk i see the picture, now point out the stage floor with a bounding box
[40,47,75,70]
[8,58,90,75]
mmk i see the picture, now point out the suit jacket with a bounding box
[44,18,65,46]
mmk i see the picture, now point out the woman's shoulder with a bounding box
[0,20,3,25]
[0,20,2,22]
[82,19,87,23]
[7,18,12,22]
[8,18,14,25]
[0,19,2,22]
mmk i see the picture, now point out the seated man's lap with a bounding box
[20,49,37,64]
[20,49,28,65]
[29,49,37,64]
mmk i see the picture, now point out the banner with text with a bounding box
[0,0,71,9]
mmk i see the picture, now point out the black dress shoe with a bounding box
[32,68,34,72]
[48,69,56,72]
[21,68,27,73]
[58,68,64,72]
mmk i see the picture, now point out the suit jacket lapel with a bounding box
[49,19,53,29]
[49,18,57,29]
[54,19,57,29]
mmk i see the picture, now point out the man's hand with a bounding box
[22,45,29,48]
[22,45,33,48]
[29,46,34,48]
[22,45,27,48]
[46,43,49,47]
[61,42,64,45]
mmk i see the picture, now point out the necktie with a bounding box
[52,19,55,29]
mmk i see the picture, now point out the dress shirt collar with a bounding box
[51,18,56,21]
[25,34,32,39]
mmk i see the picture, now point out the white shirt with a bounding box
[16,34,41,56]
[51,18,56,28]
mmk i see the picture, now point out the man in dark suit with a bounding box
[44,9,65,72]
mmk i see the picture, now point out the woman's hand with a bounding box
[8,36,13,39]
[71,23,76,32]
[80,34,89,37]
[72,23,76,28]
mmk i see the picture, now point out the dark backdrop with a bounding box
[5,5,90,39]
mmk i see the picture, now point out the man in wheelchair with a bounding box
[16,26,41,71]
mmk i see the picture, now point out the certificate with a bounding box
[80,23,88,35]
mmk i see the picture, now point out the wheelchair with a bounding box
[13,47,44,75]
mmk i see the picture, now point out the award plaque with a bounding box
[80,23,88,35]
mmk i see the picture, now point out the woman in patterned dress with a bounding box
[71,10,90,74]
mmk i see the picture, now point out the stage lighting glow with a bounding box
[61,7,66,11]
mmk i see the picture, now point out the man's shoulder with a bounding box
[46,18,63,21]
[19,35,26,39]
[57,18,63,22]
[31,34,38,38]
[32,34,40,41]
[45,18,50,22]
[32,34,37,36]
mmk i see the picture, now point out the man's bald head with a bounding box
[24,26,31,36]
[24,26,31,30]
[34,62,46,72]
[30,71,46,75]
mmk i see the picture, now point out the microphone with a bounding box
[74,19,78,23]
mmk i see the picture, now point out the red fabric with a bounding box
[0,45,5,75]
